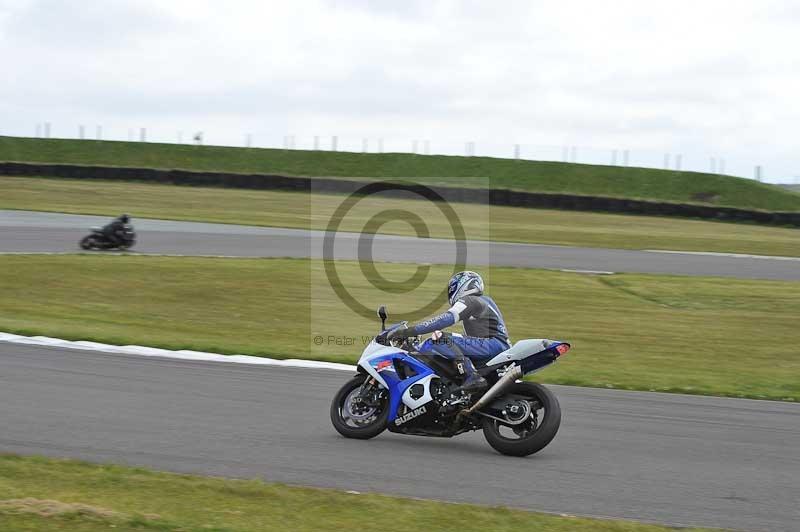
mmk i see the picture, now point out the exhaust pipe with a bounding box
[459,365,523,418]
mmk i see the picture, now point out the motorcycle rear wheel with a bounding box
[481,382,561,457]
[330,374,389,439]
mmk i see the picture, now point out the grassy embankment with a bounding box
[1,254,797,402]
[0,455,720,532]
[3,176,800,256]
[2,135,799,212]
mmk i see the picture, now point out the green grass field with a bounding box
[1,254,797,401]
[0,455,719,532]
[2,135,799,211]
[4,176,800,256]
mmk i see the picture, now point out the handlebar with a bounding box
[375,331,417,350]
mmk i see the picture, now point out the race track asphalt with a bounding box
[1,210,799,280]
[1,343,798,531]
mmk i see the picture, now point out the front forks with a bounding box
[356,377,385,408]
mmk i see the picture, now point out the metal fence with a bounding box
[26,122,779,183]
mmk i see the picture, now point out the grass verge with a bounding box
[0,454,721,532]
[0,254,798,401]
[2,135,799,211]
[3,176,800,256]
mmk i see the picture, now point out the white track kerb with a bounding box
[0,332,356,371]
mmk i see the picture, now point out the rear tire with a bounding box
[481,382,561,457]
[330,375,389,440]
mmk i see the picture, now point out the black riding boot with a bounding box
[455,355,488,394]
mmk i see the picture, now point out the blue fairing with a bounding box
[369,352,435,422]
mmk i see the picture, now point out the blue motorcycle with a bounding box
[330,306,570,456]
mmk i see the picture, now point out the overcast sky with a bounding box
[1,0,798,182]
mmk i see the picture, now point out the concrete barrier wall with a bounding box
[2,161,799,227]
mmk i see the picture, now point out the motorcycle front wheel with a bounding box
[79,235,97,250]
[481,382,561,457]
[330,374,389,439]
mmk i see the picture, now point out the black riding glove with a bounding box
[386,322,414,342]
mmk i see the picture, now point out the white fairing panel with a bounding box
[357,340,407,388]
[359,339,400,361]
[485,339,551,366]
[401,374,437,410]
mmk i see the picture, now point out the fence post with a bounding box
[424,140,430,155]
[332,136,338,151]
[570,146,577,163]
[514,144,520,161]
[675,154,682,171]
[44,122,51,138]
[362,138,368,153]
[623,150,630,166]
[313,136,320,150]
[79,125,85,140]
[378,138,384,153]
[246,134,252,148]
[755,165,762,181]
[139,128,146,142]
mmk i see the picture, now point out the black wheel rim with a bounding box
[491,397,545,441]
[338,386,386,429]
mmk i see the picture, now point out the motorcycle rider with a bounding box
[387,271,510,394]
[102,214,131,247]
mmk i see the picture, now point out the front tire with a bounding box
[481,382,561,457]
[330,375,389,440]
[79,235,97,250]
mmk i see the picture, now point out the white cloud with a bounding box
[1,0,798,181]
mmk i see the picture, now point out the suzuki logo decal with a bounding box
[394,405,427,426]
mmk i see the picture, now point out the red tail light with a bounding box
[555,344,570,356]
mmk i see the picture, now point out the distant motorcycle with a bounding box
[79,224,136,251]
[330,306,569,456]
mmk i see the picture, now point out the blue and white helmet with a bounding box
[447,271,484,306]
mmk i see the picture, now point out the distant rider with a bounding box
[387,271,510,394]
[102,214,131,247]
